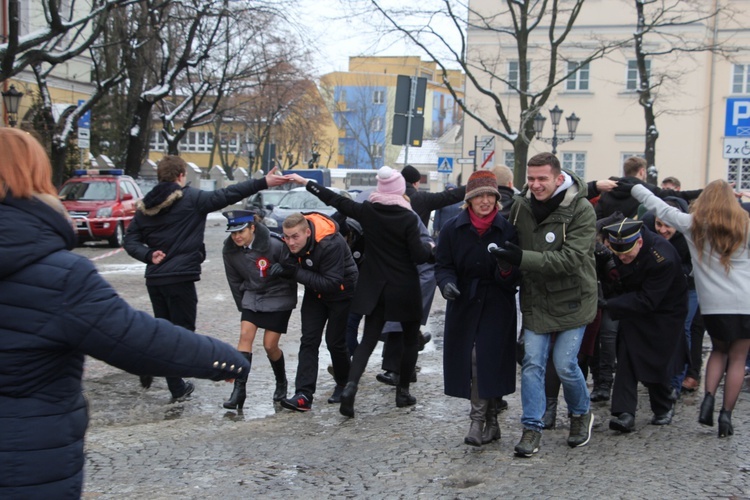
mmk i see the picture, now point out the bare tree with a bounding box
[361,0,631,186]
[0,0,130,81]
[632,0,738,184]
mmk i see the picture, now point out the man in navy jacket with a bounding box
[124,155,288,400]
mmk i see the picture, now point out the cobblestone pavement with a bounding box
[79,211,750,499]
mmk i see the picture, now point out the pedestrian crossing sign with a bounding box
[437,157,454,173]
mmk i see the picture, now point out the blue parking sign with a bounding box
[77,99,91,129]
[725,98,750,137]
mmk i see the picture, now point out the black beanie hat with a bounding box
[401,165,421,184]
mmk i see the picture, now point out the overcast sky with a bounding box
[291,0,463,75]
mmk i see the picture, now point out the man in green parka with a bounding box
[490,152,597,457]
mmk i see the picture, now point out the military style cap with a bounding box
[602,218,643,253]
[222,210,255,232]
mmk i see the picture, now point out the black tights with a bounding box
[705,337,750,411]
[348,300,420,389]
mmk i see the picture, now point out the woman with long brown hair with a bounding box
[630,180,750,438]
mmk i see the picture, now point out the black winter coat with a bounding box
[606,228,688,383]
[0,195,249,498]
[223,223,297,312]
[405,183,466,227]
[283,212,358,302]
[124,177,268,286]
[307,182,432,321]
[435,209,520,399]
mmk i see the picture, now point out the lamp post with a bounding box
[245,139,256,170]
[533,105,580,155]
[2,84,24,128]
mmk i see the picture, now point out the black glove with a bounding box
[269,262,296,278]
[597,297,608,310]
[489,241,523,267]
[612,178,636,195]
[441,282,461,300]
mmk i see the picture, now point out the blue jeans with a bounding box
[521,326,589,431]
[671,288,699,392]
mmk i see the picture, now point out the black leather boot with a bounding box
[482,399,501,444]
[340,382,358,418]
[269,352,287,402]
[223,352,251,411]
[718,408,733,438]
[396,385,417,408]
[542,397,558,429]
[699,392,715,426]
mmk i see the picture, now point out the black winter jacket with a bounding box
[223,223,297,312]
[124,178,268,286]
[0,195,249,498]
[405,184,466,227]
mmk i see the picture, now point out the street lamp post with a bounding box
[2,84,24,128]
[533,105,580,155]
[245,139,256,171]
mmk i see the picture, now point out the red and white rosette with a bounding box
[257,257,269,277]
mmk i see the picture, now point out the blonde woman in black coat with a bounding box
[287,168,433,417]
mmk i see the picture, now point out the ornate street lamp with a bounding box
[2,84,24,128]
[245,139,256,169]
[533,105,580,155]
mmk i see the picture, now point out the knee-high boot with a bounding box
[482,398,501,444]
[465,377,488,446]
[269,352,288,402]
[223,352,251,411]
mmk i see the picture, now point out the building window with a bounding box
[727,158,750,190]
[370,143,383,158]
[626,60,650,91]
[371,116,383,132]
[508,61,530,91]
[149,131,168,152]
[562,152,586,178]
[373,90,385,104]
[504,151,515,171]
[566,61,590,91]
[732,64,750,94]
[179,131,216,153]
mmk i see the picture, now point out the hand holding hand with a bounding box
[441,282,461,300]
[612,178,635,195]
[595,179,618,193]
[489,241,523,267]
[265,167,289,187]
[287,173,310,185]
[269,262,296,278]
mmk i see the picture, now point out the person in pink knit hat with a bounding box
[287,166,434,417]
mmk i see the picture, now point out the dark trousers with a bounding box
[591,310,618,389]
[381,334,402,373]
[349,297,420,389]
[611,342,672,417]
[686,308,704,380]
[147,281,197,397]
[295,293,351,399]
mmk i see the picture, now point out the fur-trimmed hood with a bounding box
[137,182,184,216]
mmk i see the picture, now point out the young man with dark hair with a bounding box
[492,152,597,457]
[124,155,288,402]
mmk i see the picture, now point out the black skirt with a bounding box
[703,314,750,342]
[241,308,293,333]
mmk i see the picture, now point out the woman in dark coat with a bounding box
[287,168,433,417]
[435,170,520,446]
[0,129,249,498]
[221,210,298,410]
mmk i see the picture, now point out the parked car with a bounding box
[262,187,351,233]
[244,188,288,218]
[58,169,143,247]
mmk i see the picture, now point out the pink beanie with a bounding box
[376,166,406,196]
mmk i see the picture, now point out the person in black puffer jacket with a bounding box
[0,129,249,499]
[124,155,289,400]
